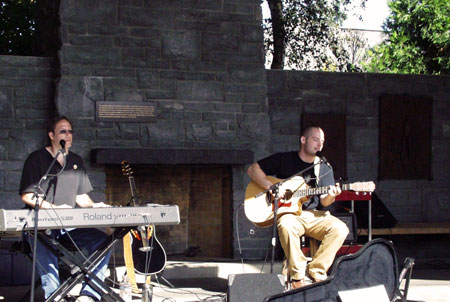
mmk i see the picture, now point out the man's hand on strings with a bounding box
[327,183,342,197]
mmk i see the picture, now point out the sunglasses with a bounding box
[58,129,74,134]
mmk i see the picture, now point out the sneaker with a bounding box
[75,296,96,302]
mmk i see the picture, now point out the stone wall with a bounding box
[0,55,55,210]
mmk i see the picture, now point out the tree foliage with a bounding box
[0,0,36,56]
[263,0,367,71]
[364,0,450,75]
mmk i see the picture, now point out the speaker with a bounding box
[334,212,357,244]
[228,273,285,302]
[354,193,397,228]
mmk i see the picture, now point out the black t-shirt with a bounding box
[19,148,93,208]
[257,151,334,210]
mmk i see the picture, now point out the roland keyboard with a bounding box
[0,204,180,232]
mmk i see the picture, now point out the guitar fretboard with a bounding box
[294,183,353,198]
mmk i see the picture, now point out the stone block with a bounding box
[104,88,145,102]
[176,81,223,101]
[0,141,5,160]
[114,123,140,139]
[186,122,214,141]
[174,20,220,31]
[0,161,24,171]
[96,128,114,140]
[172,111,202,122]
[26,119,47,130]
[162,31,201,60]
[103,77,136,88]
[0,78,25,87]
[119,7,172,28]
[0,89,13,118]
[24,79,53,98]
[184,102,214,112]
[0,130,7,139]
[15,109,49,119]
[60,0,117,25]
[69,35,114,47]
[56,77,104,118]
[202,112,235,122]
[7,131,46,161]
[236,114,270,142]
[242,24,264,43]
[161,70,215,81]
[228,63,266,83]
[0,191,23,209]
[0,67,17,77]
[214,103,240,113]
[4,171,21,191]
[60,45,121,66]
[88,24,128,36]
[203,32,239,52]
[140,120,185,147]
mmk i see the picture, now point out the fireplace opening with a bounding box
[105,164,232,259]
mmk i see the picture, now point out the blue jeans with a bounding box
[28,228,112,301]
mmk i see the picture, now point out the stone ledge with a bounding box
[92,148,254,165]
[358,222,450,236]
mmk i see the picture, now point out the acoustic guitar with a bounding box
[244,176,375,227]
[121,161,167,275]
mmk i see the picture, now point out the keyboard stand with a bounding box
[39,227,131,302]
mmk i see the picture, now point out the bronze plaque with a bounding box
[96,101,156,122]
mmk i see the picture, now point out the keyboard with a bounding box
[0,204,180,232]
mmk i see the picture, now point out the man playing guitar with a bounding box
[247,126,350,289]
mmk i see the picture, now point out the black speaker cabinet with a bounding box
[334,212,357,244]
[228,273,285,302]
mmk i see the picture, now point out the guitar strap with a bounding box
[123,232,140,293]
[313,156,321,186]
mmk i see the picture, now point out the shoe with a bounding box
[75,296,96,302]
[290,276,314,290]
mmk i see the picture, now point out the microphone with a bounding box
[316,151,332,168]
[59,139,66,150]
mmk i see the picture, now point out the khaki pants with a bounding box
[277,210,349,282]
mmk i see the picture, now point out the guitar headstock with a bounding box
[349,181,375,192]
[121,160,134,177]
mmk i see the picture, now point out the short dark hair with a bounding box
[300,126,321,138]
[47,116,73,133]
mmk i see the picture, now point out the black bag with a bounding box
[264,238,399,302]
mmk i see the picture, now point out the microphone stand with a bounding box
[29,147,66,302]
[268,157,327,274]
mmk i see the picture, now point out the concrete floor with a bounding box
[1,260,449,302]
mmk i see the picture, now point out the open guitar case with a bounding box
[264,238,414,302]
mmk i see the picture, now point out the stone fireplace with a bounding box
[94,148,253,259]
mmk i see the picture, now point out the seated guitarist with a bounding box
[247,126,349,289]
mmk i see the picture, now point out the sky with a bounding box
[342,0,391,31]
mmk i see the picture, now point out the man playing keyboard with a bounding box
[19,116,111,302]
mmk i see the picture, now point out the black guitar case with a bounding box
[265,238,399,302]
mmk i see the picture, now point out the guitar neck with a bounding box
[295,183,354,198]
[128,176,139,204]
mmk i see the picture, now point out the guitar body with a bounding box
[121,161,167,276]
[244,176,375,228]
[244,176,309,228]
[130,227,167,275]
